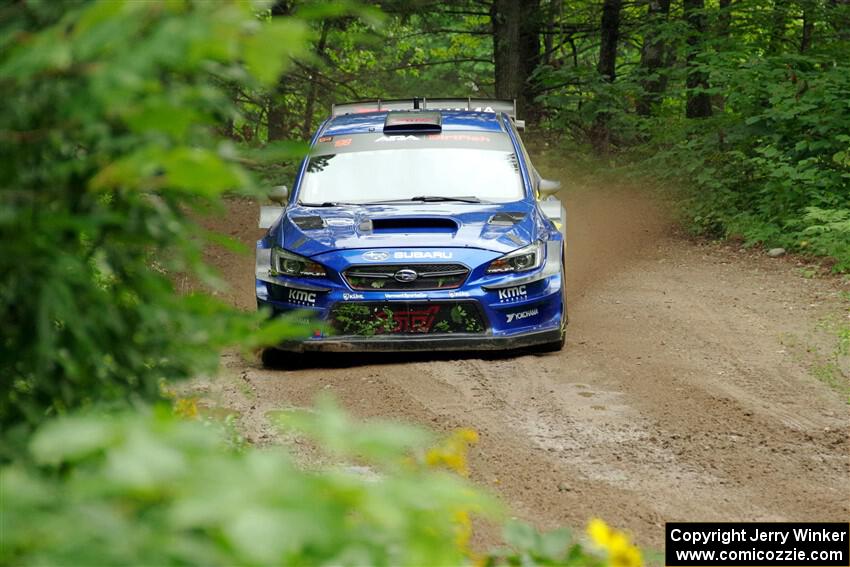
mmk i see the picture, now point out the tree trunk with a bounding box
[800,9,814,52]
[829,0,850,41]
[301,21,330,140]
[543,0,557,66]
[684,0,713,119]
[597,0,622,82]
[717,0,732,38]
[768,0,790,53]
[492,0,541,119]
[493,0,522,103]
[637,0,671,116]
[267,0,293,142]
[591,0,622,153]
[800,0,820,52]
[713,0,732,112]
[267,87,288,142]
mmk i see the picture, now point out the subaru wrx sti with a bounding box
[256,98,567,362]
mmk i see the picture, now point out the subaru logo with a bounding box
[362,251,390,262]
[394,269,419,283]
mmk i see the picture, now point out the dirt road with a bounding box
[196,185,850,550]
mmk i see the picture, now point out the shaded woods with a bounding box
[254,0,850,268]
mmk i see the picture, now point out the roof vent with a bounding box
[383,111,442,133]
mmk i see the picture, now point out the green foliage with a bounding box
[648,52,850,268]
[798,207,850,271]
[332,304,396,335]
[2,400,636,566]
[451,305,484,333]
[535,62,648,148]
[0,0,311,438]
[533,1,850,270]
[1,403,499,566]
[248,3,492,144]
[494,521,602,566]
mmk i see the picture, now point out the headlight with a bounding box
[271,247,327,278]
[486,241,544,274]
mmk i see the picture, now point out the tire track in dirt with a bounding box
[195,186,850,550]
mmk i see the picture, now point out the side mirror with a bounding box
[269,185,289,205]
[538,178,562,198]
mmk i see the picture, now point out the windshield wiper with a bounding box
[299,201,356,207]
[366,196,488,204]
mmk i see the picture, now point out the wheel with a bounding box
[261,347,287,369]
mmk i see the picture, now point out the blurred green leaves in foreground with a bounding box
[2,403,489,566]
[1,401,641,566]
[0,0,312,437]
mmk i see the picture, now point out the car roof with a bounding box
[320,110,508,136]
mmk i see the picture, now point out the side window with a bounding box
[508,119,541,198]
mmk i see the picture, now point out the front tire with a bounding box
[261,347,287,369]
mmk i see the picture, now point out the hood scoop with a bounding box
[371,217,458,233]
[291,216,325,230]
[488,212,526,226]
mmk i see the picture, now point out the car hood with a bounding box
[276,202,541,257]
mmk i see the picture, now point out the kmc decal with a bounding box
[288,289,317,305]
[506,308,538,324]
[498,285,527,302]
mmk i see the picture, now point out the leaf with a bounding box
[30,416,117,465]
[104,426,188,490]
[274,396,433,463]
[539,528,573,559]
[122,96,205,138]
[240,141,310,163]
[503,520,539,551]
[162,148,249,194]
[243,18,311,86]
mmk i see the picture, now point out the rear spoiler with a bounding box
[331,98,524,129]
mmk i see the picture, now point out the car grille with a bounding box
[343,263,469,291]
[330,301,486,335]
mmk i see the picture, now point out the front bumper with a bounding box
[256,242,565,353]
[269,328,562,353]
[256,278,564,352]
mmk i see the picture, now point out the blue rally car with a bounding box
[256,98,567,362]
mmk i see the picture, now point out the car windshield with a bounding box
[298,147,524,205]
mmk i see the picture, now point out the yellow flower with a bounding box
[173,397,199,419]
[424,428,479,476]
[587,518,643,567]
[458,428,479,444]
[453,509,473,551]
[425,447,464,474]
